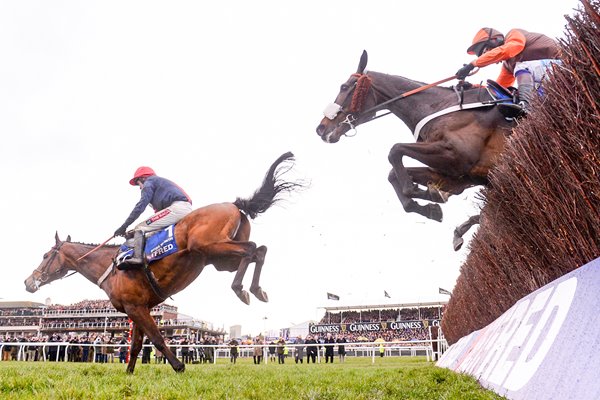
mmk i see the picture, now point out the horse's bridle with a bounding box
[322,74,387,136]
[32,241,66,284]
[322,73,462,136]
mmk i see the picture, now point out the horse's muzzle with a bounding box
[24,277,40,293]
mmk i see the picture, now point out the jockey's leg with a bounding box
[118,230,145,268]
[516,70,534,113]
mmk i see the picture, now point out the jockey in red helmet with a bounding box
[455,27,561,114]
[114,167,192,269]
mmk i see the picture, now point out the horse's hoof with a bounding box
[427,204,443,222]
[236,290,250,305]
[251,287,269,303]
[453,236,464,251]
[173,362,185,373]
[126,367,135,374]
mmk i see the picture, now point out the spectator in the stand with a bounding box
[180,338,190,364]
[119,336,128,363]
[26,337,38,361]
[94,335,103,363]
[294,335,304,364]
[48,334,60,362]
[81,335,90,362]
[169,339,178,363]
[204,338,216,363]
[253,336,263,364]
[337,334,347,363]
[10,337,19,361]
[268,340,276,363]
[1,336,11,361]
[276,337,286,364]
[324,333,335,364]
[229,338,239,364]
[305,335,318,364]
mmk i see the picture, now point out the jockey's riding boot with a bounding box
[119,230,145,269]
[516,71,535,114]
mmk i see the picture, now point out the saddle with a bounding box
[486,79,524,119]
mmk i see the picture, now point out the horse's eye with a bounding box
[43,253,48,259]
[341,84,349,91]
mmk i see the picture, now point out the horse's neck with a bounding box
[369,71,452,131]
[70,245,116,286]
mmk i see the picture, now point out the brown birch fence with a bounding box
[442,0,600,344]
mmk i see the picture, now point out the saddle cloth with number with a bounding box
[116,225,179,264]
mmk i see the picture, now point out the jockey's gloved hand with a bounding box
[114,226,127,237]
[455,63,475,80]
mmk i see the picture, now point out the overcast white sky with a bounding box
[0,1,578,335]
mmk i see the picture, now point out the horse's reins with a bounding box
[76,235,115,261]
[340,70,479,132]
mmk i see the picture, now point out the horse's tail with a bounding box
[233,151,303,219]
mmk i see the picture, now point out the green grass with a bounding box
[0,357,505,400]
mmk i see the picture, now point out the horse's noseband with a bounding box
[323,102,342,120]
[322,102,358,136]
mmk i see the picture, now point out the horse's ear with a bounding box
[55,231,60,244]
[357,50,368,74]
[66,235,71,242]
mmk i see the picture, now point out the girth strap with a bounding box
[413,102,495,140]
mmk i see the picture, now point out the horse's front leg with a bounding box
[249,245,268,302]
[388,144,443,222]
[126,323,144,374]
[125,305,184,373]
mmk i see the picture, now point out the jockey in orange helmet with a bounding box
[455,27,561,114]
[114,167,192,268]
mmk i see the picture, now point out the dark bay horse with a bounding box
[24,152,302,373]
[316,50,514,227]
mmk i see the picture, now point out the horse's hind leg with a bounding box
[231,256,252,305]
[249,245,268,302]
[204,240,259,305]
[453,214,480,251]
[126,323,144,374]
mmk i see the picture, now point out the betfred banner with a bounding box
[437,256,600,400]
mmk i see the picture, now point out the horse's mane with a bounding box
[72,241,120,249]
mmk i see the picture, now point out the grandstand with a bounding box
[311,301,447,343]
[0,300,225,340]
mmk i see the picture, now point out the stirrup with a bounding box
[497,102,525,119]
[116,262,143,271]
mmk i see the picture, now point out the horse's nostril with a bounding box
[316,125,324,136]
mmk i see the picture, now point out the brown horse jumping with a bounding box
[316,51,514,225]
[24,151,302,373]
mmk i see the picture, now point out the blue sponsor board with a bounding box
[437,256,600,400]
[145,225,178,262]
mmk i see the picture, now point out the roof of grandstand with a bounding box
[0,301,45,309]
[321,301,447,312]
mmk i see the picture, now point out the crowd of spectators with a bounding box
[0,332,224,364]
[319,306,443,324]
[0,308,44,317]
